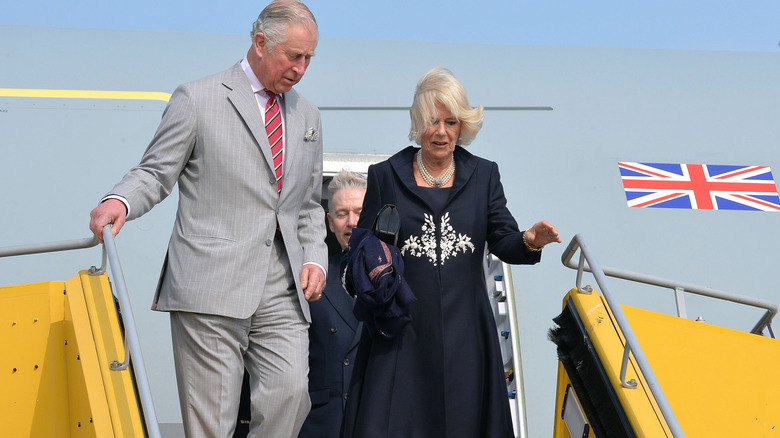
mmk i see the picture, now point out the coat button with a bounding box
[265,239,272,246]
[343,359,350,366]
[330,327,337,333]
[269,177,276,185]
[343,392,348,400]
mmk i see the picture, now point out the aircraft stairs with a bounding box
[550,235,780,438]
[0,226,161,437]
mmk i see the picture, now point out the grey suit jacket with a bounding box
[108,62,327,321]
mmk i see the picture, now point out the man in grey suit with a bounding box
[88,1,327,436]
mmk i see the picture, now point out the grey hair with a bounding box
[408,66,484,146]
[328,169,367,197]
[251,0,318,52]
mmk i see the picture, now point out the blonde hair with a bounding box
[408,67,484,146]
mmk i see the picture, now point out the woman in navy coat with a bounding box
[342,67,561,437]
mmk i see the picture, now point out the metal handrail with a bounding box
[500,260,529,438]
[561,234,686,438]
[100,225,160,438]
[0,235,100,258]
[0,226,161,438]
[561,236,777,338]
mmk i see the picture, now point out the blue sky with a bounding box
[3,0,779,52]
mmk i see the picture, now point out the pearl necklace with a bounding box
[417,151,455,187]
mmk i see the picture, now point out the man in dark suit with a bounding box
[88,1,328,436]
[299,170,366,438]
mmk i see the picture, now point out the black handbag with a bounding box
[372,204,401,247]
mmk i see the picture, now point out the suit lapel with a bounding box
[224,64,276,174]
[447,146,477,204]
[324,254,360,332]
[323,290,359,332]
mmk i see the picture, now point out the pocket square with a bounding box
[304,128,318,142]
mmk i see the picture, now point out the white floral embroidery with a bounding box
[401,212,474,265]
[400,214,437,263]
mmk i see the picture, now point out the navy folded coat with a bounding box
[344,227,416,338]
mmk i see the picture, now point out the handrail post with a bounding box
[673,287,688,319]
[576,251,585,292]
[619,344,638,389]
[751,310,776,337]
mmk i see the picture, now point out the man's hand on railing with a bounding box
[89,198,128,243]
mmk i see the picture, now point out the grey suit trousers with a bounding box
[170,233,311,438]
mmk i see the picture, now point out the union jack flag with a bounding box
[618,162,780,211]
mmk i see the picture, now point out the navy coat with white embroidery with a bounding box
[342,145,541,438]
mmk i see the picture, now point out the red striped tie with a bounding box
[265,90,283,193]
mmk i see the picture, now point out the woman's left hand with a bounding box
[525,220,562,249]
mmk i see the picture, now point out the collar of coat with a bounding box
[386,145,479,206]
